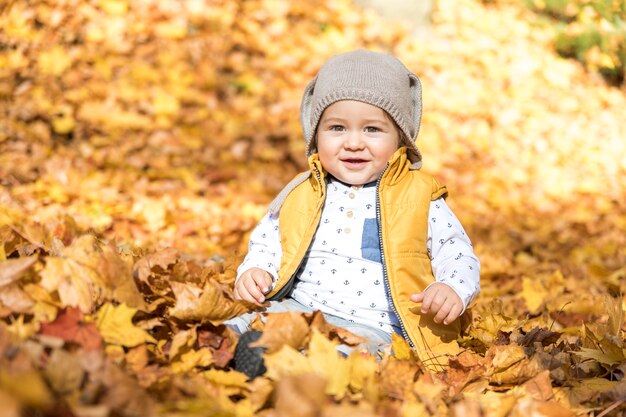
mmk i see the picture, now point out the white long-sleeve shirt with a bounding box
[237,178,480,333]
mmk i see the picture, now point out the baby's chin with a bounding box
[330,172,382,186]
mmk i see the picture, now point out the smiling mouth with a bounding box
[342,158,368,164]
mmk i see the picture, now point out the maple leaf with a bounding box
[96,303,156,347]
[169,279,249,322]
[39,307,103,351]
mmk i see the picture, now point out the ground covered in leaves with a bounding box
[1,0,625,416]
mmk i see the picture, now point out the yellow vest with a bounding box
[267,147,461,370]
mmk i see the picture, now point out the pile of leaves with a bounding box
[1,213,624,416]
[1,0,625,416]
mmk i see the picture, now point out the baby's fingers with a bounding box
[434,302,463,325]
[420,288,443,314]
[443,303,463,325]
[410,292,424,303]
[433,299,453,324]
[243,278,266,304]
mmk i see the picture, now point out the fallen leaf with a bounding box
[39,307,103,351]
[0,255,38,286]
[96,303,156,347]
[251,311,309,353]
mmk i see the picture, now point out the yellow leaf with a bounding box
[39,256,95,313]
[307,330,351,397]
[400,401,428,417]
[0,369,53,408]
[250,312,309,353]
[171,348,213,374]
[5,314,38,342]
[96,303,156,347]
[573,347,624,366]
[522,276,547,313]
[168,328,197,360]
[264,344,313,380]
[151,90,180,116]
[346,351,378,392]
[38,46,72,76]
[465,390,519,417]
[203,369,249,388]
[490,345,526,372]
[98,0,128,15]
[155,19,188,39]
[391,332,415,360]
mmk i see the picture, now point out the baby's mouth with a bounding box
[341,158,369,169]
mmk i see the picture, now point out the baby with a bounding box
[228,50,480,371]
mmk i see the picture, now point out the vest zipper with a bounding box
[269,166,325,301]
[376,166,413,347]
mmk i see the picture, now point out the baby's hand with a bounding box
[410,283,463,325]
[234,267,273,306]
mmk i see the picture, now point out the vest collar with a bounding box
[379,147,415,187]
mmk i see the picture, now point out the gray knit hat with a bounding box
[300,49,423,167]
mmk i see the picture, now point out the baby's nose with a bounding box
[344,131,365,149]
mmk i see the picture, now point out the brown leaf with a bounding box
[522,370,554,401]
[197,324,235,368]
[0,255,38,286]
[39,307,103,351]
[169,280,248,322]
[518,327,562,347]
[308,310,368,347]
[133,248,179,284]
[446,350,488,395]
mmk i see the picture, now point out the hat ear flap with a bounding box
[408,73,422,139]
[300,76,317,146]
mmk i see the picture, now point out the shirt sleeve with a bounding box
[426,198,480,312]
[236,210,283,286]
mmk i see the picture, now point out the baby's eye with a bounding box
[364,126,380,133]
[329,125,345,131]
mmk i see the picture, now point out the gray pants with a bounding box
[224,297,393,356]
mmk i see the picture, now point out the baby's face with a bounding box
[316,100,400,186]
